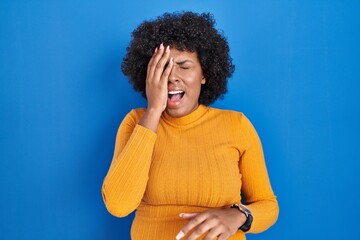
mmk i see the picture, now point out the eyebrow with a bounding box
[175,60,193,65]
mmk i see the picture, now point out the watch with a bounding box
[230,204,253,232]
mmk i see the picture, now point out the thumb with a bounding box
[179,212,199,219]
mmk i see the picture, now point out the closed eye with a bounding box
[176,60,193,70]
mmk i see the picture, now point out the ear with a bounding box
[201,76,206,84]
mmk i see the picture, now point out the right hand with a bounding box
[145,43,174,113]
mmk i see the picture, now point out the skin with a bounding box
[138,43,206,131]
[165,48,205,118]
[177,208,247,240]
[139,43,247,239]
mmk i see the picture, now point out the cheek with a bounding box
[180,71,204,96]
[186,82,202,98]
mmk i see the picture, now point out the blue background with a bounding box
[1,0,359,239]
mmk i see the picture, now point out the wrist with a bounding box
[230,207,247,228]
[230,204,253,232]
[138,108,163,133]
[146,106,164,117]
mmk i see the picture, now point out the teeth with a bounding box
[168,90,184,94]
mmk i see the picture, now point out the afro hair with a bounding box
[121,11,235,106]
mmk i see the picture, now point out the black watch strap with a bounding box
[230,204,253,232]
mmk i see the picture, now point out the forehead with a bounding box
[169,48,200,63]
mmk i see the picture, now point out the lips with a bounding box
[168,90,185,101]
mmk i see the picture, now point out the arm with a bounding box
[101,112,157,217]
[176,113,279,240]
[238,114,279,233]
[102,44,173,217]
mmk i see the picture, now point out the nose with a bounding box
[168,67,179,83]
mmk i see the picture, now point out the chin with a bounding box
[166,103,198,118]
[165,107,185,118]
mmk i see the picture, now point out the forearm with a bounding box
[102,124,157,217]
[238,113,279,233]
[246,196,279,233]
[138,108,162,133]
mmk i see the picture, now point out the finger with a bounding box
[147,43,164,81]
[177,213,211,240]
[147,43,166,81]
[160,57,174,83]
[217,232,231,240]
[176,213,198,239]
[152,45,171,82]
[205,225,227,240]
[176,213,207,239]
[179,212,199,220]
[185,218,219,240]
[146,47,158,77]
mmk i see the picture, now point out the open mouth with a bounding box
[168,90,185,102]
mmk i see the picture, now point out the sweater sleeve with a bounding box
[238,114,279,233]
[102,110,157,217]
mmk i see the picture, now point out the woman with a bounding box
[102,11,279,240]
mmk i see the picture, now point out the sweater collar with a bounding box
[162,104,209,126]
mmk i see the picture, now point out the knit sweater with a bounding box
[102,105,279,240]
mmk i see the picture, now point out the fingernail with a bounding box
[165,45,170,52]
[179,212,183,217]
[170,57,173,63]
[176,231,184,240]
[160,43,164,49]
[154,47,158,53]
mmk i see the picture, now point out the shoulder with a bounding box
[127,108,146,120]
[120,108,146,126]
[206,106,256,129]
[207,106,246,120]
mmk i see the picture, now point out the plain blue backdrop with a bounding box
[1,0,359,239]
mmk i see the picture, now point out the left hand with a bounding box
[176,208,247,240]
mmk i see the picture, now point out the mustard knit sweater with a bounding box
[102,105,279,240]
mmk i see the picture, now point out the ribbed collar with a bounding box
[162,104,209,126]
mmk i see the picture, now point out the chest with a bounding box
[142,125,242,207]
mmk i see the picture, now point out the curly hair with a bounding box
[121,11,235,106]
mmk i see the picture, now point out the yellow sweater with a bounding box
[102,105,279,240]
